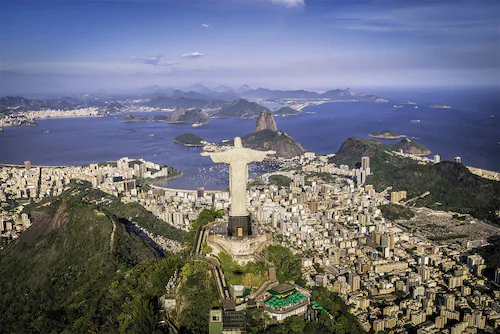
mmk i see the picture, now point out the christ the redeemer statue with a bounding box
[201,137,275,237]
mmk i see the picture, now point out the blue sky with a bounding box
[0,0,499,93]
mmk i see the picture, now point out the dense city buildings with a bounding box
[1,146,499,333]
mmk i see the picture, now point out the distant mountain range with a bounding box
[0,86,387,114]
[214,99,269,118]
[171,85,387,102]
[145,95,225,109]
[0,95,124,114]
[137,85,388,107]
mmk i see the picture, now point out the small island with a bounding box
[400,100,417,105]
[369,130,406,139]
[173,133,206,147]
[122,114,148,122]
[431,103,451,109]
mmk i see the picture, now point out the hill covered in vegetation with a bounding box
[387,138,431,156]
[0,187,184,333]
[173,133,205,146]
[242,129,306,159]
[331,137,500,224]
[218,112,306,158]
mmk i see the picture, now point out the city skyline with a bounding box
[1,0,499,94]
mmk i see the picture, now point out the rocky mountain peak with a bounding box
[254,111,278,132]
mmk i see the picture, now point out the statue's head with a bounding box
[234,137,243,148]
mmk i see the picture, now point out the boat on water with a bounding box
[149,133,155,137]
[410,119,421,123]
[44,130,50,133]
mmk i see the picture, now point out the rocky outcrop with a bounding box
[18,199,69,244]
[387,138,431,156]
[254,111,278,132]
[168,107,210,124]
[219,110,306,158]
[242,111,305,158]
[242,130,306,159]
[122,114,148,122]
[167,107,187,122]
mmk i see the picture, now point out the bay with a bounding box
[0,87,498,190]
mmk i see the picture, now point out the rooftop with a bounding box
[267,283,295,295]
[264,289,307,310]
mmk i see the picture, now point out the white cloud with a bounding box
[182,52,204,59]
[132,54,176,66]
[201,23,211,28]
[269,0,305,8]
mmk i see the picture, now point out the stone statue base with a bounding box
[228,215,252,238]
[207,233,272,265]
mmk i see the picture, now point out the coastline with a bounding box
[147,172,184,185]
[149,172,225,193]
[150,183,223,193]
[173,141,204,147]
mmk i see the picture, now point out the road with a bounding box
[207,256,231,300]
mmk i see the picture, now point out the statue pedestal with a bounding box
[228,215,252,238]
[207,233,272,265]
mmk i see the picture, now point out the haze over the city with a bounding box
[1,0,499,94]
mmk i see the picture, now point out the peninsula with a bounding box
[388,138,431,156]
[216,111,306,158]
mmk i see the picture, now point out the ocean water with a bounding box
[0,87,498,190]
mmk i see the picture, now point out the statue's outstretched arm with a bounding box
[249,149,276,162]
[200,151,229,163]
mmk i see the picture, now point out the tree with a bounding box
[245,308,271,334]
[284,316,306,333]
[260,245,303,285]
[269,175,292,189]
